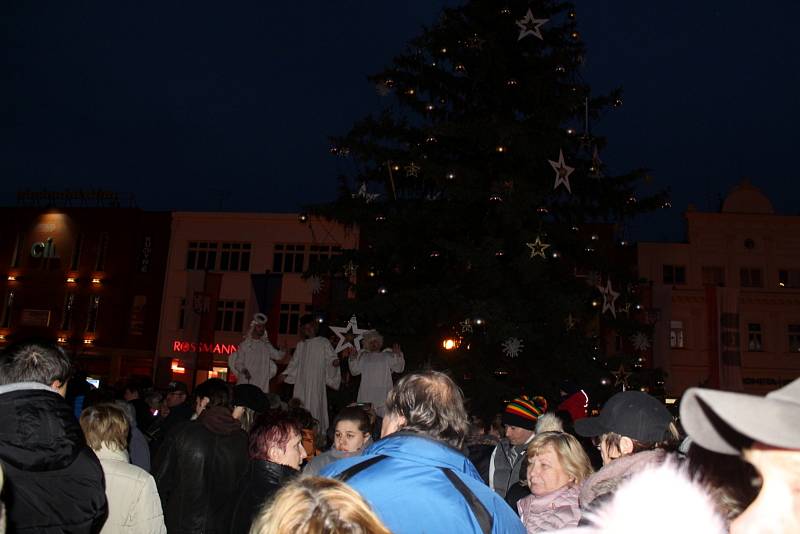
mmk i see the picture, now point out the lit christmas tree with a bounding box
[313,0,669,409]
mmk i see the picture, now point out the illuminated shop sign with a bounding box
[172,340,238,355]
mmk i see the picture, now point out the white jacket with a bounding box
[95,446,166,534]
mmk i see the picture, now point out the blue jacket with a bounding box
[321,433,525,534]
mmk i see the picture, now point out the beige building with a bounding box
[154,212,358,388]
[638,182,800,396]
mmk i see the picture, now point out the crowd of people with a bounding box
[0,313,798,533]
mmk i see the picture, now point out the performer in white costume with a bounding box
[282,315,341,435]
[348,330,404,417]
[228,313,285,394]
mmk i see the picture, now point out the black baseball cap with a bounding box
[575,391,673,443]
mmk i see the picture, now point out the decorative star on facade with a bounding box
[526,236,551,258]
[352,183,379,203]
[330,315,368,354]
[548,149,575,193]
[516,9,548,41]
[405,162,421,177]
[598,279,620,318]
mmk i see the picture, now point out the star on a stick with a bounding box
[330,315,368,354]
[516,9,548,41]
[526,236,551,258]
[549,149,575,193]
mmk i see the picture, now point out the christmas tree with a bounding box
[312,0,669,410]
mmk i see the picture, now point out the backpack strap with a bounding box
[335,454,387,482]
[439,468,493,534]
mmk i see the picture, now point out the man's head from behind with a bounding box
[0,339,72,396]
[194,378,231,415]
[381,370,470,449]
[680,378,800,533]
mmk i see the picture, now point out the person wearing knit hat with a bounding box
[488,395,548,506]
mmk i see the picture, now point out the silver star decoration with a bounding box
[330,315,368,354]
[612,364,631,390]
[405,162,420,177]
[526,236,551,258]
[516,9,548,41]
[352,183,379,203]
[598,279,620,318]
[549,149,575,193]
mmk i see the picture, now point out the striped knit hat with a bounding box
[502,395,548,430]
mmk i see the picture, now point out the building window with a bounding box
[70,233,84,271]
[178,298,186,329]
[308,244,342,271]
[669,320,685,349]
[279,304,301,335]
[86,296,100,333]
[663,265,686,285]
[61,293,75,330]
[747,323,763,352]
[788,325,800,352]
[273,244,306,273]
[10,232,24,268]
[778,269,800,288]
[215,300,245,332]
[186,242,219,271]
[95,232,110,271]
[1,290,14,328]
[219,243,252,272]
[740,268,763,288]
[702,266,725,287]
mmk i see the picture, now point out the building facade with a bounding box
[0,206,171,383]
[154,212,359,389]
[638,182,800,396]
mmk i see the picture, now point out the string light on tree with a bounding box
[516,9,548,41]
[549,149,575,193]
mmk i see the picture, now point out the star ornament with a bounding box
[405,162,420,177]
[526,236,551,258]
[516,9,548,41]
[330,315,368,354]
[612,364,631,390]
[598,279,620,318]
[549,149,575,193]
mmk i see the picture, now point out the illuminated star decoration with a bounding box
[352,183,380,203]
[612,364,631,390]
[459,319,473,334]
[526,236,551,258]
[308,275,324,295]
[549,149,575,193]
[330,315,368,354]
[516,9,548,41]
[598,279,620,318]
[405,162,420,177]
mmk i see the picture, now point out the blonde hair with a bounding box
[79,403,129,451]
[534,413,564,434]
[250,476,391,534]
[527,431,593,485]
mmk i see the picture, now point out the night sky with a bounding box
[3,1,799,241]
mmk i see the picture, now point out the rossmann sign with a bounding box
[172,340,238,355]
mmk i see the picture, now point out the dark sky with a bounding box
[3,1,799,241]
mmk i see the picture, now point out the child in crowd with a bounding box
[303,406,373,475]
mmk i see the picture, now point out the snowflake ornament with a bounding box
[502,337,525,358]
[330,315,368,354]
[308,275,324,295]
[631,332,651,352]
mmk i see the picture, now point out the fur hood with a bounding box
[580,449,668,509]
[552,461,726,534]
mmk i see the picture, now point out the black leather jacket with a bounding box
[0,382,108,533]
[153,406,249,534]
[229,460,299,534]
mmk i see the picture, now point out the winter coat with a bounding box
[94,445,165,534]
[579,449,669,516]
[0,382,108,534]
[321,432,526,534]
[489,438,531,499]
[517,484,580,533]
[153,406,249,534]
[229,460,298,534]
